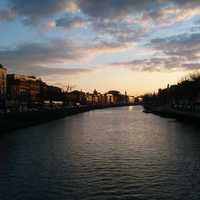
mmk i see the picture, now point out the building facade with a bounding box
[128,96,135,105]
[0,64,7,111]
[7,74,41,110]
[40,82,63,104]
[68,90,86,105]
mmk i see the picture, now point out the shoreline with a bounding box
[143,105,200,123]
[0,104,130,133]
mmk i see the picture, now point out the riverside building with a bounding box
[7,74,41,111]
[0,64,7,111]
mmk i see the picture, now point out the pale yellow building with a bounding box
[0,64,7,98]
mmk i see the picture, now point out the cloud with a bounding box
[7,0,200,21]
[0,38,89,75]
[14,66,92,76]
[141,6,200,26]
[111,57,185,72]
[150,33,200,60]
[0,9,16,21]
[2,0,200,37]
[91,18,148,43]
[75,0,200,42]
[2,0,200,74]
[111,32,200,72]
[181,63,200,70]
[88,40,133,55]
[111,57,200,72]
[9,0,77,22]
[77,1,200,25]
[0,36,133,76]
[56,16,86,29]
[0,39,85,66]
[172,0,200,8]
[0,38,92,77]
[76,0,160,19]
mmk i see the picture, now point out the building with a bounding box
[85,93,93,104]
[105,93,115,104]
[128,96,135,105]
[0,64,7,111]
[7,74,41,110]
[68,90,86,105]
[106,90,128,105]
[98,94,107,105]
[40,82,63,102]
[92,90,104,104]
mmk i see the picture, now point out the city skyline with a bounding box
[1,1,200,95]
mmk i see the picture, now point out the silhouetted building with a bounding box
[0,64,7,111]
[91,89,105,104]
[40,82,63,103]
[85,93,93,104]
[194,92,200,112]
[68,90,86,105]
[107,90,128,105]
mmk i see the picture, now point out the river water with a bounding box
[1,106,200,200]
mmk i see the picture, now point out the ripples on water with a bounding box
[1,106,200,199]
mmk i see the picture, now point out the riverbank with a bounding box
[143,104,200,122]
[0,104,129,133]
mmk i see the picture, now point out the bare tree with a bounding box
[63,83,76,93]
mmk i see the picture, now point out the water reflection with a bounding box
[0,106,200,200]
[128,105,133,111]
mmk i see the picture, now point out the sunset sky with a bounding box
[1,0,200,95]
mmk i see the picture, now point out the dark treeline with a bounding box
[143,73,200,112]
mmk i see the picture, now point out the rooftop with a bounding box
[7,74,39,81]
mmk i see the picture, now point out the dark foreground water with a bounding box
[1,106,200,200]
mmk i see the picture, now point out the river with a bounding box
[1,106,200,200]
